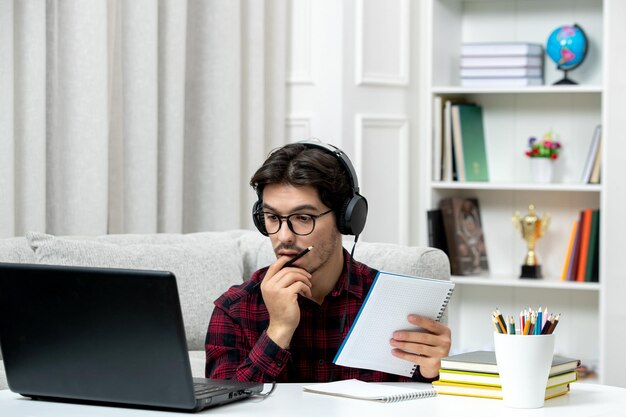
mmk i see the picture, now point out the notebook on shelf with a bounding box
[0,262,263,412]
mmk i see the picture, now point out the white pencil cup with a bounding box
[494,332,555,409]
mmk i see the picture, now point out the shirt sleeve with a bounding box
[205,302,291,383]
[411,366,440,383]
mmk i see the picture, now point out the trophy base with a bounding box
[520,265,542,279]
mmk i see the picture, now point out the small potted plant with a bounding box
[525,131,562,183]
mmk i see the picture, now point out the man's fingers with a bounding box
[407,315,450,335]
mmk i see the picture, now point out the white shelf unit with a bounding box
[422,0,626,386]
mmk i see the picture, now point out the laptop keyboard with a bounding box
[193,383,230,398]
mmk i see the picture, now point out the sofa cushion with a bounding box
[0,237,37,263]
[26,232,244,351]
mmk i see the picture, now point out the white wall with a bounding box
[286,0,425,245]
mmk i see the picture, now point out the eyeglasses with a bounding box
[259,209,333,236]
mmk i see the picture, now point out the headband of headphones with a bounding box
[252,139,368,236]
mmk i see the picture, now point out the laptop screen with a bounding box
[0,263,198,409]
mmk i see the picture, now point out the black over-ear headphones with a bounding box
[252,140,368,236]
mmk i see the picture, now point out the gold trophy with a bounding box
[512,204,550,279]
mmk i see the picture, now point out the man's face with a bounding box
[261,183,342,276]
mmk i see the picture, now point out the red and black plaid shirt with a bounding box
[205,249,436,383]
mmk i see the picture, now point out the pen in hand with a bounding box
[282,246,314,269]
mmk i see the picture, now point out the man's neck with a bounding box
[310,248,345,304]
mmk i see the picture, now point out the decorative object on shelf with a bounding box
[546,24,588,85]
[512,204,550,279]
[525,131,561,183]
[439,197,489,276]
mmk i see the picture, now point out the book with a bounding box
[567,214,584,281]
[432,96,443,181]
[581,125,602,183]
[461,55,544,68]
[333,272,454,377]
[303,379,437,403]
[443,100,454,181]
[589,134,603,184]
[439,369,577,388]
[440,351,581,375]
[576,209,593,282]
[461,77,543,87]
[427,209,449,255]
[461,42,543,57]
[438,197,489,276]
[561,220,579,281]
[432,380,570,400]
[460,67,543,78]
[450,105,466,181]
[590,211,600,283]
[585,209,600,282]
[453,104,489,182]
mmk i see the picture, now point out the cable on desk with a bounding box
[246,381,277,399]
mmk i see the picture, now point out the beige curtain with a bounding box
[0,0,287,237]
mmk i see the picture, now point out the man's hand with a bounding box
[261,256,312,349]
[389,315,452,379]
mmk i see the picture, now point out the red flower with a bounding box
[551,153,558,160]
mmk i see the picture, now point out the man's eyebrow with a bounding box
[263,203,320,213]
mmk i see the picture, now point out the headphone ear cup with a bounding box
[252,200,268,236]
[339,194,368,236]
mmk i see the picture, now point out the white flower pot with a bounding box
[530,158,554,183]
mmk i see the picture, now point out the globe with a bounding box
[546,24,588,85]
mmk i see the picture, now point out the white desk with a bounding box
[1,383,625,416]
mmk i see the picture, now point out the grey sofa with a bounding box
[0,229,449,390]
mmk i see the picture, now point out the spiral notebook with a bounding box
[334,271,454,377]
[303,379,436,403]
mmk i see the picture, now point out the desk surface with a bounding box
[1,383,625,416]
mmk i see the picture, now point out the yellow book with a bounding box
[439,369,577,388]
[432,380,570,400]
[561,220,578,281]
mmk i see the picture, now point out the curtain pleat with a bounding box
[120,0,159,233]
[0,0,287,238]
[0,0,15,237]
[183,0,242,232]
[14,0,47,235]
[47,0,109,235]
[157,0,187,233]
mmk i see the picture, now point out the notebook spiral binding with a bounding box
[435,288,454,321]
[381,388,437,403]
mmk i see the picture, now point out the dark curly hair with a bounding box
[250,143,352,215]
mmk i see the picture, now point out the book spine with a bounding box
[576,209,593,282]
[585,210,600,282]
[561,220,578,281]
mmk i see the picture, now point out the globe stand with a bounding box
[553,69,578,85]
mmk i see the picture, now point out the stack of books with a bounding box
[434,351,579,400]
[460,42,544,87]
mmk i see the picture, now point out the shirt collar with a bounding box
[329,248,363,299]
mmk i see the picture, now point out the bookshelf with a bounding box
[422,0,626,386]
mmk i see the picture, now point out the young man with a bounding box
[205,142,451,382]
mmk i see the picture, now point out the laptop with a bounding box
[0,262,263,411]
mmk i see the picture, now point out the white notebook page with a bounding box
[333,271,454,377]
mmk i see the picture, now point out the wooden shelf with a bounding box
[431,86,603,95]
[430,182,602,192]
[451,275,600,291]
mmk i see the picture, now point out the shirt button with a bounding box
[318,359,325,365]
[276,360,283,367]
